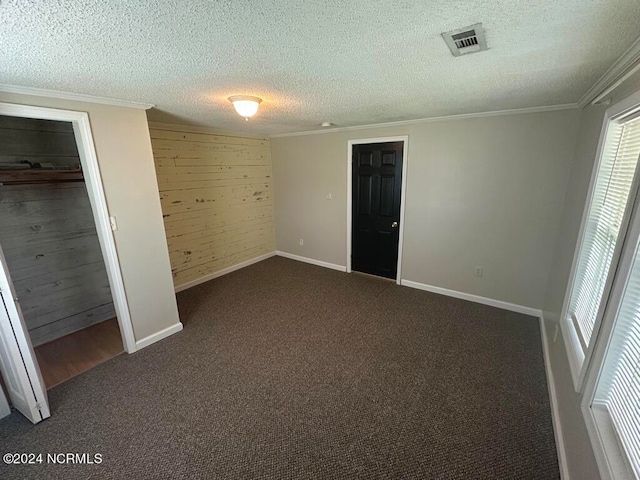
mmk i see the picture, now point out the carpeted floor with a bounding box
[0,256,559,479]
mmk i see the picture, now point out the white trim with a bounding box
[582,404,628,480]
[0,386,10,419]
[135,323,183,351]
[347,136,409,285]
[0,102,138,354]
[175,252,276,293]
[579,36,640,107]
[589,403,637,480]
[559,317,586,388]
[579,177,640,480]
[400,279,542,317]
[540,315,571,480]
[559,88,640,392]
[0,84,154,110]
[148,122,269,140]
[276,251,347,272]
[270,104,578,138]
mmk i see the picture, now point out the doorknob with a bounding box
[391,221,398,228]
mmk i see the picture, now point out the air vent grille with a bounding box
[442,23,487,57]
[452,31,478,49]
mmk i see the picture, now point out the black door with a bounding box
[352,141,403,279]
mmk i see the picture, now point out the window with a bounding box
[585,184,640,480]
[591,236,640,478]
[572,92,640,480]
[562,110,640,389]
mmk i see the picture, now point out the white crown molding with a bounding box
[0,84,155,110]
[148,121,269,140]
[578,36,640,107]
[269,103,578,138]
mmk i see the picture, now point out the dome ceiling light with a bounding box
[228,95,262,121]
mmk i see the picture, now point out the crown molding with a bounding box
[578,36,640,108]
[147,121,269,140]
[0,84,155,110]
[269,103,579,138]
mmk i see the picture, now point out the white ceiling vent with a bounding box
[441,23,487,57]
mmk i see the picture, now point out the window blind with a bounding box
[569,116,640,351]
[595,234,640,478]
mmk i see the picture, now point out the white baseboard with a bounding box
[540,315,571,480]
[276,251,347,272]
[174,251,276,293]
[400,279,542,317]
[135,322,183,351]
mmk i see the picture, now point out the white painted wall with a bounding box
[540,104,606,480]
[542,72,640,480]
[272,108,581,310]
[0,92,180,344]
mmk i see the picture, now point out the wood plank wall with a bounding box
[0,115,115,345]
[149,125,276,288]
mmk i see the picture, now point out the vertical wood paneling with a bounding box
[150,125,276,288]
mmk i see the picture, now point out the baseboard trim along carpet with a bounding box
[174,252,277,293]
[274,251,542,317]
[135,322,184,351]
[276,251,347,272]
[400,279,542,317]
[540,315,571,480]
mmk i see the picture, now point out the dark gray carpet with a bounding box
[0,256,559,479]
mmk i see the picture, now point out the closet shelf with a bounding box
[0,169,84,185]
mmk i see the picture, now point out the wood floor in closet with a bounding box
[34,318,123,389]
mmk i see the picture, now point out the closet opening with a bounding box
[0,114,123,389]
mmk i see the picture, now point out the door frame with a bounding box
[0,102,137,353]
[347,136,409,285]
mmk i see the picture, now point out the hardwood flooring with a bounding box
[34,318,123,389]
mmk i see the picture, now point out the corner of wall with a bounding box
[539,314,571,479]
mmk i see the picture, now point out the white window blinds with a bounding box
[569,116,640,352]
[594,233,640,478]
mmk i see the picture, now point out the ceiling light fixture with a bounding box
[228,95,262,121]
[321,122,333,127]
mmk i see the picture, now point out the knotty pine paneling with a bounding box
[150,125,276,288]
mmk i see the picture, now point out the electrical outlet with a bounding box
[475,266,483,277]
[299,239,304,246]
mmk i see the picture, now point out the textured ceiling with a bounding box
[1,0,640,135]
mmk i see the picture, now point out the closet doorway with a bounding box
[0,104,135,424]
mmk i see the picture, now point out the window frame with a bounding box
[560,90,640,393]
[581,177,640,480]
